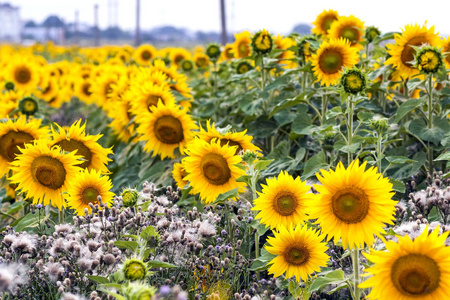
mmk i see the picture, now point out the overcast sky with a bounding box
[8,0,450,36]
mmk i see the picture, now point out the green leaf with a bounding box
[428,206,441,222]
[140,226,158,241]
[254,159,274,171]
[87,276,110,284]
[6,201,26,215]
[309,270,346,293]
[301,152,328,181]
[394,98,425,123]
[333,141,361,154]
[148,261,178,268]
[215,188,239,202]
[409,118,445,145]
[264,76,290,91]
[435,152,450,161]
[114,241,139,253]
[389,178,405,193]
[14,213,46,232]
[249,259,268,271]
[291,112,315,135]
[386,156,417,164]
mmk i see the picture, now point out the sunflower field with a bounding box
[0,9,450,300]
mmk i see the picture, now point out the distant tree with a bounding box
[24,20,37,28]
[42,16,64,27]
[292,23,312,35]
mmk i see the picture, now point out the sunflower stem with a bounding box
[58,207,65,224]
[260,56,266,91]
[427,74,434,173]
[321,93,328,124]
[352,248,361,299]
[212,61,218,96]
[347,96,354,163]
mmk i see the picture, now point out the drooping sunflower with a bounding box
[66,168,114,215]
[0,117,49,177]
[136,101,197,159]
[133,44,157,66]
[172,161,189,190]
[439,37,450,69]
[385,23,440,80]
[307,160,397,249]
[360,225,450,299]
[252,171,312,229]
[183,138,246,204]
[328,15,365,50]
[311,38,359,86]
[265,225,329,282]
[311,9,339,36]
[7,59,40,92]
[196,120,261,155]
[50,119,113,173]
[232,31,252,59]
[9,140,82,209]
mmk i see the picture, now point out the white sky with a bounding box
[7,0,450,36]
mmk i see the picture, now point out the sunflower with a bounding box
[360,225,450,299]
[136,101,197,159]
[311,38,359,86]
[252,29,273,55]
[274,35,297,69]
[133,44,157,66]
[37,76,59,102]
[51,119,113,173]
[129,82,176,116]
[9,140,82,209]
[307,159,397,249]
[75,79,94,105]
[439,37,450,69]
[220,44,234,61]
[0,117,49,178]
[7,59,40,92]
[183,138,246,204]
[385,23,440,80]
[196,120,261,155]
[328,15,365,50]
[252,171,312,229]
[415,46,444,73]
[66,168,114,215]
[193,52,210,68]
[170,48,192,68]
[172,161,189,190]
[107,95,136,143]
[265,225,329,282]
[312,9,339,36]
[232,31,252,59]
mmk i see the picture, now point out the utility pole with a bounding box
[75,10,79,44]
[135,0,140,46]
[220,0,227,45]
[94,4,99,46]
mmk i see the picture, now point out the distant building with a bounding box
[23,15,65,43]
[0,2,21,43]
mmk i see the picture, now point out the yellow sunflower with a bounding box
[220,44,234,61]
[133,44,157,66]
[129,82,176,116]
[328,15,365,50]
[193,52,210,68]
[439,36,450,69]
[183,138,246,204]
[75,79,94,105]
[232,31,252,59]
[136,101,197,159]
[307,159,397,249]
[274,35,297,69]
[37,76,59,102]
[311,38,359,86]
[7,59,40,92]
[107,94,136,143]
[312,9,339,36]
[385,23,440,80]
[66,168,114,215]
[265,225,329,282]
[9,140,82,209]
[252,171,312,229]
[196,120,261,155]
[0,117,49,178]
[170,48,192,68]
[51,119,113,173]
[360,225,450,299]
[172,161,189,190]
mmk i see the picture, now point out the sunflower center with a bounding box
[341,27,359,45]
[391,254,440,296]
[219,139,243,155]
[14,66,31,84]
[401,36,428,67]
[0,131,34,162]
[43,83,53,95]
[82,187,100,204]
[319,50,343,74]
[174,55,184,64]
[22,99,37,113]
[322,16,337,32]
[153,115,184,144]
[82,82,92,96]
[239,43,249,56]
[146,95,161,110]
[31,156,66,190]
[273,192,298,216]
[54,139,92,169]
[284,245,310,266]
[331,187,369,223]
[104,82,114,98]
[201,153,231,186]
[141,50,152,60]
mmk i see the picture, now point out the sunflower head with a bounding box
[18,96,39,116]
[340,67,368,94]
[360,225,450,299]
[236,61,253,74]
[124,282,157,300]
[121,188,139,207]
[312,9,339,36]
[206,43,221,60]
[193,52,210,68]
[123,258,148,281]
[328,15,365,50]
[181,59,194,72]
[265,225,329,282]
[297,36,317,63]
[365,26,381,43]
[4,81,15,91]
[252,29,273,55]
[414,45,444,74]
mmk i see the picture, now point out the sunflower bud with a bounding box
[181,59,194,72]
[122,258,147,281]
[124,282,157,300]
[340,68,367,95]
[414,45,444,74]
[206,43,221,60]
[19,96,39,116]
[365,26,381,43]
[369,116,389,135]
[121,188,139,207]
[236,61,253,75]
[251,29,273,55]
[5,81,15,91]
